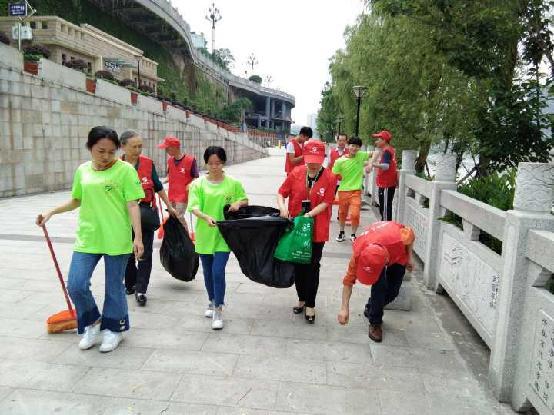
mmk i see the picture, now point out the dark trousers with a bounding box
[294,242,325,308]
[378,186,396,221]
[365,264,405,325]
[125,229,155,294]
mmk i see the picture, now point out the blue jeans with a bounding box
[67,252,130,334]
[200,252,230,307]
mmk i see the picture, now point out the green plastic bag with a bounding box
[274,215,314,264]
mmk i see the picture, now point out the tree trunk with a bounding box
[415,141,431,174]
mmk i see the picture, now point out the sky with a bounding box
[172,0,365,125]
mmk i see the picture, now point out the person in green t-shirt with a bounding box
[332,136,373,243]
[188,146,248,331]
[36,126,145,353]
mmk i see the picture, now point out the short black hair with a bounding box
[299,126,313,138]
[204,146,227,164]
[348,136,362,146]
[120,130,139,145]
[338,133,348,140]
[86,126,120,150]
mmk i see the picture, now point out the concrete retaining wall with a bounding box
[0,43,266,198]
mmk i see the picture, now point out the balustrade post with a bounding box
[423,151,457,289]
[490,162,554,404]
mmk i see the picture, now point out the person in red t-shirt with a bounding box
[158,136,199,229]
[277,140,336,323]
[369,130,398,221]
[337,221,415,342]
[284,126,311,174]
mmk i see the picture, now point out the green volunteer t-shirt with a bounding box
[332,151,370,191]
[187,175,247,255]
[71,160,145,255]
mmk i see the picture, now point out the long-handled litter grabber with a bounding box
[157,194,167,240]
[41,224,77,333]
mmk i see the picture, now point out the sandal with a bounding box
[305,308,316,324]
[293,304,305,314]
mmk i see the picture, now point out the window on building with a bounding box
[42,21,48,29]
[30,21,36,29]
[62,54,66,63]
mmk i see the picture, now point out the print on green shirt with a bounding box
[71,160,145,255]
[332,151,370,191]
[187,175,247,255]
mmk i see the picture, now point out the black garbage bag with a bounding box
[159,215,199,281]
[217,205,295,288]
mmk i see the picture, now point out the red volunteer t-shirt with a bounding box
[278,166,336,243]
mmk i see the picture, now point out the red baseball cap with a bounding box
[157,136,180,149]
[355,243,389,285]
[372,130,392,142]
[303,140,326,164]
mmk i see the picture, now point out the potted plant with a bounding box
[0,31,10,46]
[64,58,89,73]
[22,44,50,75]
[119,79,139,105]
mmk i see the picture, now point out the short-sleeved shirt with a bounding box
[187,175,248,254]
[71,160,145,255]
[342,222,415,286]
[332,151,371,191]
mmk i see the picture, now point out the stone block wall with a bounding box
[0,43,266,198]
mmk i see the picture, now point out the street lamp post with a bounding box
[205,3,222,55]
[352,85,367,137]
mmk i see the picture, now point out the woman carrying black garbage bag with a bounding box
[188,146,248,330]
[277,140,336,323]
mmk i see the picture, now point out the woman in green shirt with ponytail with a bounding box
[188,146,248,330]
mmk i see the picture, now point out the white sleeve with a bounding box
[286,142,295,154]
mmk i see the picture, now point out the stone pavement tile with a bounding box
[171,374,280,409]
[275,381,381,415]
[0,386,12,402]
[326,322,374,345]
[233,355,327,384]
[425,392,514,415]
[127,309,183,329]
[0,277,22,289]
[202,333,288,356]
[54,344,155,370]
[0,301,50,322]
[216,408,308,415]
[123,327,208,350]
[180,314,254,335]
[379,390,430,415]
[421,371,489,400]
[0,317,46,339]
[285,338,373,364]
[251,318,329,341]
[0,360,89,390]
[0,289,31,303]
[411,347,469,373]
[326,362,426,394]
[142,349,238,376]
[403,324,457,351]
[0,337,71,362]
[369,344,419,368]
[0,389,218,415]
[72,367,182,400]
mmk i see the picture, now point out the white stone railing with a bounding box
[395,150,554,412]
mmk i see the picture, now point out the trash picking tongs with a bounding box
[40,224,78,333]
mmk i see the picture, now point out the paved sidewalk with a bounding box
[0,150,516,414]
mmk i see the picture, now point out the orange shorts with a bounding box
[338,190,361,226]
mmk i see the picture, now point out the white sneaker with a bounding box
[78,324,101,350]
[204,303,214,318]
[99,329,123,353]
[212,308,224,330]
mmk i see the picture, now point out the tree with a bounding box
[213,48,234,71]
[316,82,339,142]
[248,75,262,84]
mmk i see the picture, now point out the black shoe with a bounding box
[125,286,135,295]
[305,310,316,324]
[293,305,305,314]
[136,293,147,306]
